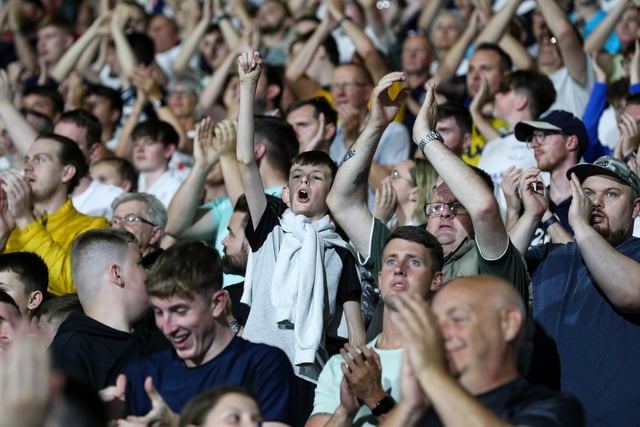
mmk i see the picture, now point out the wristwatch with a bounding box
[371,395,396,417]
[418,130,444,153]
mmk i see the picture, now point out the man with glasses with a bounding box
[329,63,410,209]
[111,192,167,266]
[506,110,590,249]
[328,75,529,339]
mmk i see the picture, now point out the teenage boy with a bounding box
[0,252,48,317]
[236,51,365,422]
[131,120,185,208]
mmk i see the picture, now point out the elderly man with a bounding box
[381,276,584,426]
[110,192,166,265]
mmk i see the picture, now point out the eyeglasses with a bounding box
[526,130,563,148]
[329,82,369,91]
[112,214,156,227]
[424,202,467,217]
[390,169,414,184]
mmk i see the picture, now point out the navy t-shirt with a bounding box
[125,336,297,424]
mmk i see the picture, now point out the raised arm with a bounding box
[165,117,220,239]
[284,13,334,100]
[537,0,587,85]
[0,70,37,156]
[414,85,508,259]
[111,4,136,88]
[173,0,213,76]
[584,0,632,54]
[326,72,408,258]
[236,51,267,227]
[52,11,112,83]
[568,173,640,313]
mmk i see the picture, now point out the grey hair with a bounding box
[111,192,168,228]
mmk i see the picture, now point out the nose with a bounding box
[589,192,603,208]
[160,314,177,336]
[439,204,455,218]
[393,260,407,275]
[111,221,125,230]
[221,235,229,247]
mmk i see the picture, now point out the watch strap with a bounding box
[371,395,396,416]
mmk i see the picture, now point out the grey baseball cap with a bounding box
[567,156,640,196]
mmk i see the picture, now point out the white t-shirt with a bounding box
[72,179,125,219]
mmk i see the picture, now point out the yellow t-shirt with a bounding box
[462,117,509,166]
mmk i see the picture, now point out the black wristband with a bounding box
[541,213,560,231]
[371,395,396,416]
[336,15,352,28]
[623,150,637,163]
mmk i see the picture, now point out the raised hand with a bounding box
[372,178,397,224]
[518,167,547,218]
[568,173,593,233]
[501,165,523,214]
[368,72,409,130]
[213,119,238,158]
[413,83,438,144]
[193,117,219,169]
[238,51,262,86]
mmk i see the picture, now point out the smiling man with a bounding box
[124,240,296,427]
[380,276,584,427]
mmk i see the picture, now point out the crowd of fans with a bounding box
[0,0,639,426]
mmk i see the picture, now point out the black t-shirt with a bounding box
[420,377,584,427]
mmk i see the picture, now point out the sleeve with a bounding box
[478,240,531,306]
[245,202,281,252]
[509,393,585,427]
[360,218,391,281]
[249,346,298,425]
[50,333,96,387]
[310,356,343,416]
[581,82,612,163]
[374,123,410,166]
[335,247,362,305]
[5,216,109,295]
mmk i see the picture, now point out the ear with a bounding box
[148,226,164,247]
[210,289,228,318]
[565,135,579,153]
[325,122,337,142]
[515,93,528,112]
[281,185,291,208]
[462,132,472,150]
[121,179,133,192]
[632,197,640,218]
[110,263,125,288]
[88,143,102,163]
[163,144,176,160]
[254,142,267,161]
[430,271,444,292]
[61,164,77,185]
[408,185,419,203]
[26,290,44,312]
[499,305,523,343]
[266,84,281,104]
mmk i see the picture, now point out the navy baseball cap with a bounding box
[515,110,589,155]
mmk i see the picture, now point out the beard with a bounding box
[222,253,247,276]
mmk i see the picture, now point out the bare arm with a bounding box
[214,119,244,207]
[7,0,37,74]
[414,85,508,259]
[569,173,640,313]
[417,0,446,33]
[584,0,631,54]
[165,118,220,237]
[327,72,409,258]
[284,13,334,100]
[236,51,268,227]
[111,4,136,87]
[0,70,37,155]
[538,0,586,85]
[174,0,213,76]
[52,12,111,82]
[114,89,146,160]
